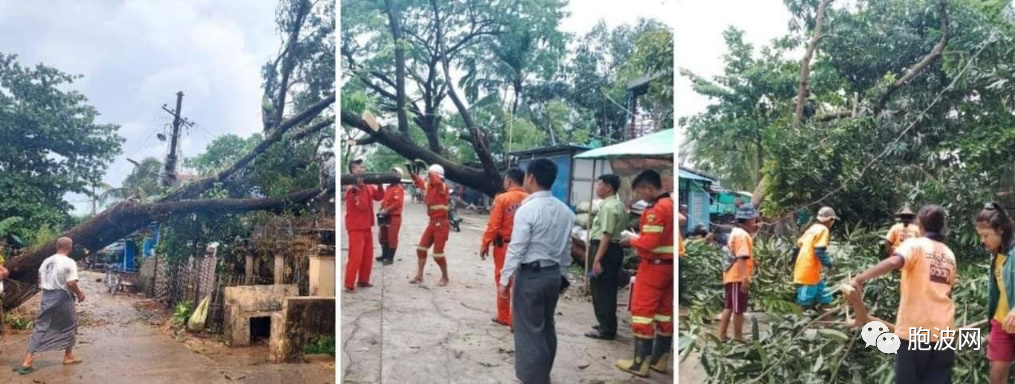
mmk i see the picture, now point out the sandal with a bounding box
[13,366,35,375]
[64,358,84,365]
[584,329,615,340]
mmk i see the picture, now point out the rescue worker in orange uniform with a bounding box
[409,162,452,286]
[617,170,674,377]
[376,167,405,265]
[480,168,529,327]
[344,159,384,293]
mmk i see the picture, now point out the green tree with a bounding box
[186,134,262,177]
[0,53,123,234]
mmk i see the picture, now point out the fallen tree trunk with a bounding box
[2,187,328,311]
[341,109,502,196]
[339,172,401,186]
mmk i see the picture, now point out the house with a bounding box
[678,166,717,236]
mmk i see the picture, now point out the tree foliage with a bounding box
[0,54,123,235]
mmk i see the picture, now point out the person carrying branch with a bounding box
[408,160,452,287]
[792,207,839,310]
[343,159,384,293]
[847,205,957,384]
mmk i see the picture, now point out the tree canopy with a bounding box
[341,0,672,194]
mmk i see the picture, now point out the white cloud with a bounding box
[674,0,792,158]
[0,0,278,214]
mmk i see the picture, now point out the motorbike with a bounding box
[449,198,463,232]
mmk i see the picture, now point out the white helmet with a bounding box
[428,164,445,178]
[390,167,404,178]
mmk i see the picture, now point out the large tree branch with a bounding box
[384,0,411,135]
[431,0,500,181]
[273,0,313,130]
[873,0,950,114]
[2,187,326,310]
[341,109,501,197]
[164,95,335,202]
[793,0,833,128]
[288,116,335,143]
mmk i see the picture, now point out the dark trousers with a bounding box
[512,264,561,384]
[896,340,955,384]
[589,241,623,335]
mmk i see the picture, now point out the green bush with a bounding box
[304,335,335,356]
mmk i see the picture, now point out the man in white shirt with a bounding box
[499,158,575,384]
[16,237,85,375]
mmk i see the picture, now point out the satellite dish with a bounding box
[157,133,167,141]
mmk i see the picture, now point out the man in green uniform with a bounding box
[584,174,629,340]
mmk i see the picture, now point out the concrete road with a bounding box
[340,199,672,384]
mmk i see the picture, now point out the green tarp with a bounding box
[574,129,674,159]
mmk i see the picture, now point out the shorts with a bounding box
[796,280,833,306]
[988,319,1015,362]
[724,282,748,314]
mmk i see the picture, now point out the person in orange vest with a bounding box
[884,205,920,258]
[617,170,674,377]
[376,167,405,266]
[410,163,452,286]
[343,159,384,293]
[480,168,529,327]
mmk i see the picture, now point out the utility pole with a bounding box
[161,92,185,188]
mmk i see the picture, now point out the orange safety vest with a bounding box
[631,193,674,260]
[482,187,529,249]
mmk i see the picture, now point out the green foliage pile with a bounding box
[680,225,992,383]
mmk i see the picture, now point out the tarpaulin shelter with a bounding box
[573,129,674,280]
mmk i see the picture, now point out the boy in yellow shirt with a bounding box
[885,205,921,257]
[718,204,759,342]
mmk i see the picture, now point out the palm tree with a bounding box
[99,157,165,206]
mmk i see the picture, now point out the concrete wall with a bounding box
[308,249,335,297]
[223,284,299,347]
[269,297,336,363]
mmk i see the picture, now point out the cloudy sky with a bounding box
[674,0,792,163]
[0,0,280,214]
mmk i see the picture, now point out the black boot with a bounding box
[650,335,672,373]
[376,245,386,261]
[382,247,395,265]
[616,337,653,377]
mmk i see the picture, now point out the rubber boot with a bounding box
[650,335,672,373]
[616,337,653,377]
[376,246,385,261]
[382,247,394,265]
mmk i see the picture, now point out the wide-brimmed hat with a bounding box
[735,203,759,220]
[895,205,916,217]
[817,207,840,222]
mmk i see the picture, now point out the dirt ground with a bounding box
[0,270,334,384]
[340,200,673,384]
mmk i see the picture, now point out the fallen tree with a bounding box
[2,94,335,311]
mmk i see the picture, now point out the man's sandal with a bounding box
[13,366,35,375]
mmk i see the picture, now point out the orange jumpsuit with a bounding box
[344,183,384,290]
[481,186,529,326]
[413,174,450,266]
[629,192,675,339]
[379,184,404,249]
